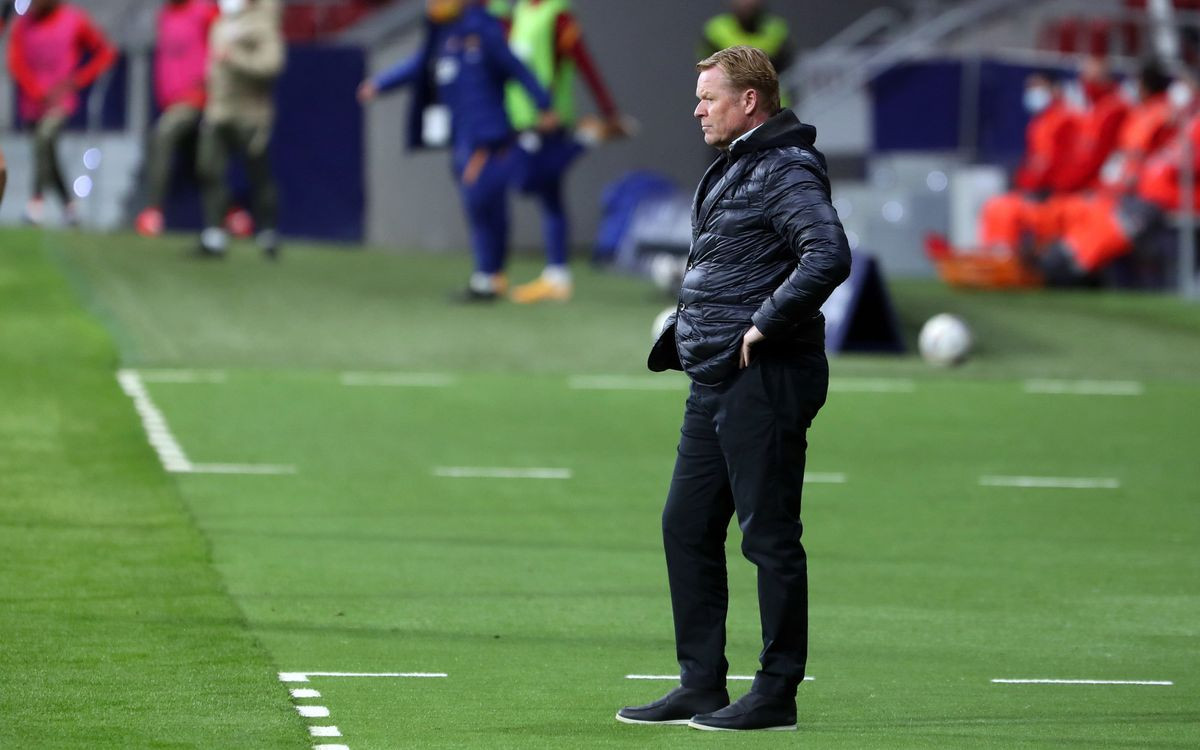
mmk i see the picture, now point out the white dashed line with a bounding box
[433,467,573,480]
[992,679,1172,686]
[1023,379,1144,396]
[828,378,915,393]
[281,670,449,750]
[136,369,228,384]
[979,475,1120,489]
[309,726,342,737]
[625,675,815,682]
[805,472,847,484]
[279,672,448,682]
[568,375,686,391]
[340,372,457,387]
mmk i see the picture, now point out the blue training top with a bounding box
[373,6,551,152]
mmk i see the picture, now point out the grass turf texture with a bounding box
[4,227,1199,748]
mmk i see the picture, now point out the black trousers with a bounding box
[662,347,828,699]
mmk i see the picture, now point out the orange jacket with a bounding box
[1056,86,1128,192]
[1015,99,1078,193]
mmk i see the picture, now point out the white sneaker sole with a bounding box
[615,713,691,726]
[687,720,797,731]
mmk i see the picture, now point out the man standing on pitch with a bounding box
[617,45,850,732]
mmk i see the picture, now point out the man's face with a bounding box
[426,0,464,23]
[731,0,763,23]
[695,67,753,150]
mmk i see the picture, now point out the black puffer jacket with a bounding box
[648,109,852,386]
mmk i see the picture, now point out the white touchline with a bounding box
[313,746,350,750]
[625,675,814,682]
[340,372,456,388]
[116,369,296,476]
[992,679,1173,686]
[290,688,321,699]
[309,726,342,738]
[297,706,330,718]
[828,378,916,393]
[433,467,572,480]
[279,672,449,682]
[117,369,193,473]
[568,375,687,391]
[1023,379,1144,396]
[805,472,847,484]
[979,475,1120,489]
[187,463,297,475]
[135,369,228,384]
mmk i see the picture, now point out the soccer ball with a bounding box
[649,252,686,293]
[918,313,972,367]
[652,306,676,341]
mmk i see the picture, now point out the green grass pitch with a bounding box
[2,227,1198,748]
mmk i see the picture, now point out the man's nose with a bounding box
[694,102,705,118]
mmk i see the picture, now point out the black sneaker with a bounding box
[687,691,797,731]
[449,286,500,303]
[616,686,729,726]
[257,230,281,261]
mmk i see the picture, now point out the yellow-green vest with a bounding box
[505,0,576,130]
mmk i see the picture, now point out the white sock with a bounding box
[201,227,228,252]
[542,265,571,285]
[469,272,495,293]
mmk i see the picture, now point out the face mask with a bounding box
[1023,86,1052,114]
[1120,79,1141,104]
[219,0,245,15]
[1169,80,1194,110]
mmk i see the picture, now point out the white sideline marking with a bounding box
[187,463,297,475]
[136,369,228,384]
[309,726,341,738]
[805,472,847,484]
[626,675,815,682]
[290,688,321,699]
[829,378,915,393]
[568,375,686,391]
[433,467,572,480]
[279,672,448,682]
[1023,379,1144,396]
[313,746,350,750]
[340,372,456,388]
[992,679,1172,686]
[980,475,1120,490]
[297,705,330,718]
[116,369,295,475]
[117,369,193,473]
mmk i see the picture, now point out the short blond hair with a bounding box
[697,45,781,115]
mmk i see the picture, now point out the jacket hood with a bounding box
[728,108,828,182]
[729,108,821,158]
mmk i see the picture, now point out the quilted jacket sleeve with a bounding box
[751,153,852,339]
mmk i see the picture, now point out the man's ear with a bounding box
[742,88,759,116]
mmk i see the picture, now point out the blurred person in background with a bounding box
[6,0,116,226]
[490,0,629,304]
[698,0,794,104]
[135,0,219,237]
[358,0,556,302]
[1056,56,1129,193]
[930,62,1179,286]
[620,46,850,732]
[927,70,1078,262]
[0,144,7,208]
[197,0,285,259]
